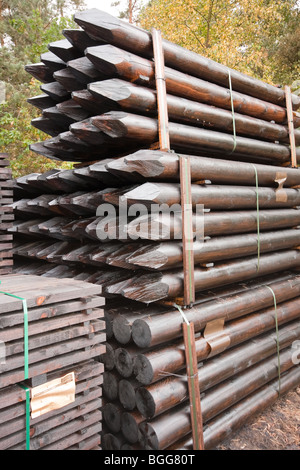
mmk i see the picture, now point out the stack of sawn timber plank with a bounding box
[0,153,14,275]
[0,274,106,450]
[7,8,300,449]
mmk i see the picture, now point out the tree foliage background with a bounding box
[139,0,300,85]
[0,0,299,177]
[0,0,86,177]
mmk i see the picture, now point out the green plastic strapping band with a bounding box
[0,284,30,449]
[19,383,31,450]
[251,164,260,272]
[0,287,29,380]
[228,69,237,154]
[265,286,281,396]
[174,302,190,325]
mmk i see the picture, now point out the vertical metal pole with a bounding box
[182,321,205,450]
[180,155,195,307]
[285,86,297,168]
[152,28,170,152]
[152,28,201,450]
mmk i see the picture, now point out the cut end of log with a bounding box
[41,82,71,102]
[124,150,172,178]
[138,421,160,450]
[118,379,137,411]
[121,411,142,444]
[25,63,53,83]
[103,403,122,434]
[127,244,169,270]
[29,143,62,161]
[127,215,173,241]
[131,318,153,349]
[74,9,119,41]
[134,353,154,385]
[102,186,136,206]
[89,79,132,104]
[85,44,126,75]
[92,113,130,138]
[112,314,133,345]
[59,132,90,151]
[106,256,136,270]
[69,119,107,146]
[104,274,135,296]
[114,348,134,378]
[71,89,111,115]
[105,157,144,182]
[120,272,169,303]
[136,388,157,420]
[122,182,162,207]
[62,28,105,51]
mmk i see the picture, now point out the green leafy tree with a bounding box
[0,0,86,177]
[112,0,145,24]
[272,21,300,85]
[139,0,300,86]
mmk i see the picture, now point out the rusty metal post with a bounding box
[152,28,170,152]
[182,321,204,450]
[285,86,297,168]
[179,155,195,307]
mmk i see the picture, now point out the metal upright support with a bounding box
[285,86,297,168]
[152,28,170,152]
[152,29,202,450]
[182,321,205,450]
[179,155,195,307]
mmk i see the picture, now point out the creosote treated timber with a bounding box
[19,8,300,451]
[135,321,300,419]
[74,9,300,109]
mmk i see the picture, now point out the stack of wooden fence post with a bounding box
[6,8,300,449]
[0,274,106,450]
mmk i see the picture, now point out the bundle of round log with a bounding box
[15,8,300,451]
[26,9,300,165]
